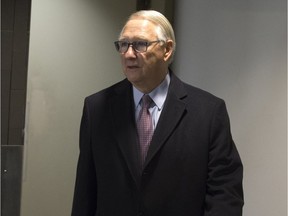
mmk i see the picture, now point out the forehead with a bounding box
[120,19,158,40]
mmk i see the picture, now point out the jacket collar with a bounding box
[110,71,188,186]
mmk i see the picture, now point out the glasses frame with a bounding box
[114,40,163,53]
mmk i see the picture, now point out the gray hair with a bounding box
[120,10,176,64]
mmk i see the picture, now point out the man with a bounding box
[72,10,244,216]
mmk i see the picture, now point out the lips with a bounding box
[127,65,139,69]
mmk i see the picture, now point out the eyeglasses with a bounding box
[114,40,163,53]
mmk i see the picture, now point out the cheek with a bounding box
[146,48,165,61]
[143,53,161,67]
[142,52,155,63]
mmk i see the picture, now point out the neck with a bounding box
[134,72,168,94]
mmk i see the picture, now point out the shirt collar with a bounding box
[133,73,170,110]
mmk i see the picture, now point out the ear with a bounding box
[163,40,174,62]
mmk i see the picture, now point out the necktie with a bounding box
[137,94,153,168]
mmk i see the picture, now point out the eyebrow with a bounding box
[119,37,149,41]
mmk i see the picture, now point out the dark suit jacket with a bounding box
[72,72,244,216]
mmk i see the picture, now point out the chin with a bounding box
[126,75,141,84]
[124,69,141,79]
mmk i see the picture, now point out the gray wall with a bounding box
[173,0,287,215]
[21,1,135,215]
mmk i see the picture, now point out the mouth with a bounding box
[127,65,140,69]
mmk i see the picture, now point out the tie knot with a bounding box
[141,94,152,109]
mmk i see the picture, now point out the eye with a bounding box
[133,41,148,52]
[135,41,148,47]
[119,41,129,48]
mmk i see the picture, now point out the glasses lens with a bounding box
[117,41,128,53]
[114,41,151,53]
[134,41,148,52]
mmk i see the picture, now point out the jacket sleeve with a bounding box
[204,100,244,216]
[71,98,97,216]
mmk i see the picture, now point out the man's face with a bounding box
[119,19,170,93]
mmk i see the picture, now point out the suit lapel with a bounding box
[144,74,187,169]
[110,80,141,186]
[109,74,188,182]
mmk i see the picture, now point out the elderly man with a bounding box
[72,10,244,216]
